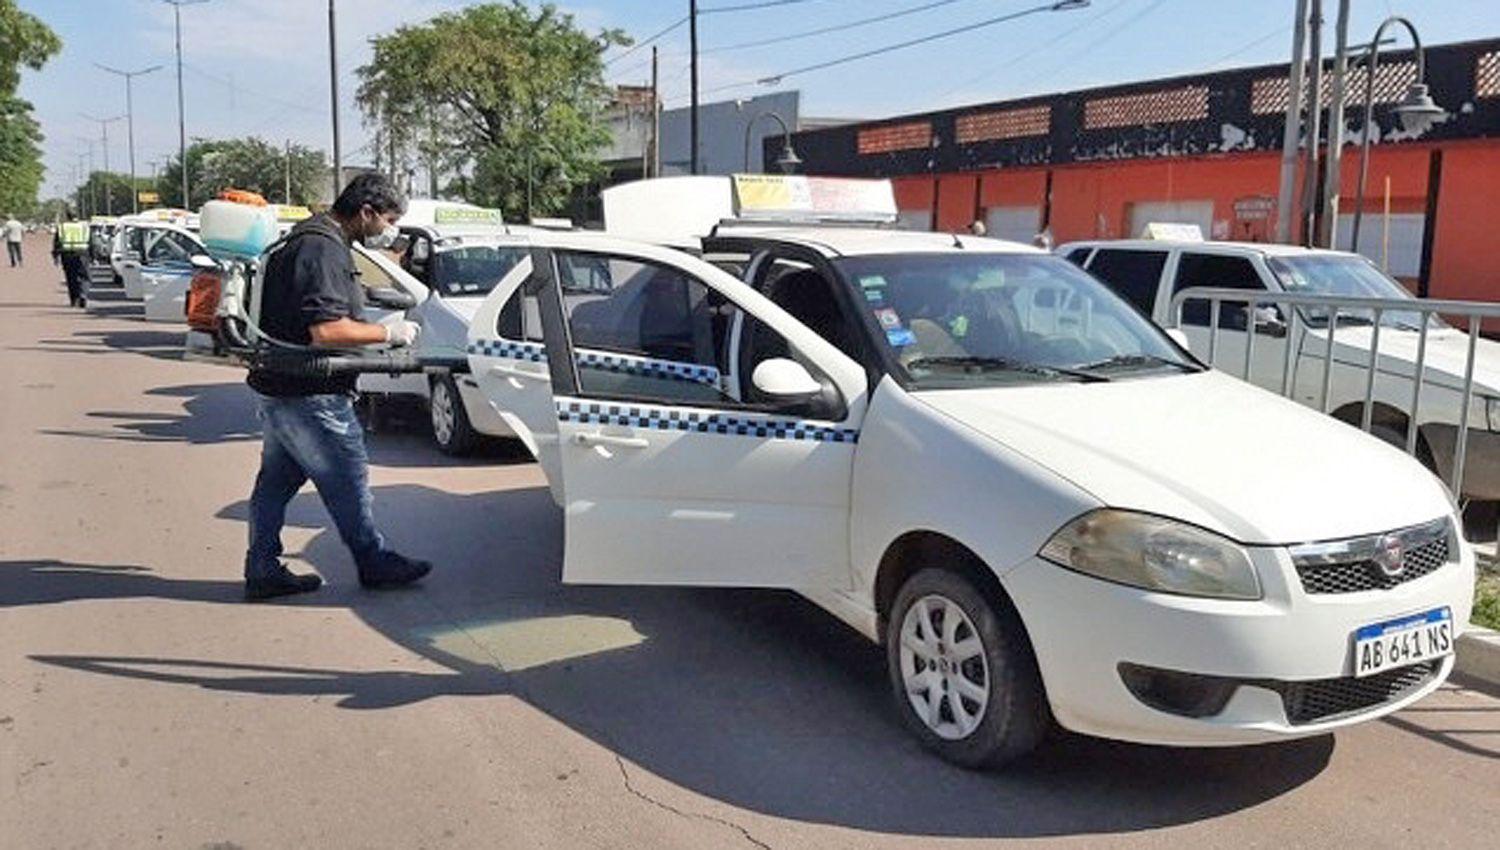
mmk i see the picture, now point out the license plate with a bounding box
[1353,607,1454,678]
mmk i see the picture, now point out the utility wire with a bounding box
[1205,24,1290,67]
[605,16,688,67]
[704,0,1089,94]
[702,0,978,54]
[1009,0,1168,90]
[700,0,832,14]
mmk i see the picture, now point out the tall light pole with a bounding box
[1350,17,1444,255]
[76,139,96,218]
[1274,0,1310,244]
[689,0,699,175]
[95,63,163,215]
[80,113,126,216]
[1317,0,1352,249]
[163,0,208,208]
[742,111,801,174]
[329,0,342,199]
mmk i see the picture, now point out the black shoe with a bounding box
[78,298,87,309]
[358,551,432,589]
[245,565,323,601]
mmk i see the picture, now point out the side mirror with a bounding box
[410,239,431,263]
[367,287,418,311]
[1252,305,1288,338]
[189,254,219,271]
[751,358,822,401]
[1165,328,1190,348]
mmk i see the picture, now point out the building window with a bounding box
[1479,50,1500,99]
[955,105,1051,143]
[857,121,933,155]
[1083,85,1209,130]
[1251,61,1419,115]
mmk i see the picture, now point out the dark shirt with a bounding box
[247,213,366,397]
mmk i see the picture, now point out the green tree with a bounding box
[157,138,329,208]
[0,0,61,215]
[74,171,156,218]
[357,2,627,218]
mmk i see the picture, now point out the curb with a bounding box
[1455,623,1500,689]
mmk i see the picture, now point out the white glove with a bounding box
[383,319,422,347]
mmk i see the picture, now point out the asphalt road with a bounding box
[2,233,1498,849]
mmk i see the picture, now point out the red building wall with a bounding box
[896,140,1500,302]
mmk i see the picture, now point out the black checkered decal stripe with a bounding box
[557,399,859,444]
[467,340,719,387]
[575,351,720,386]
[468,339,547,362]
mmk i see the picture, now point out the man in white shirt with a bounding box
[4,216,23,267]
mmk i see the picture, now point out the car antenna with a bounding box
[952,233,964,249]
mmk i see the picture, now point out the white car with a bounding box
[1060,238,1500,500]
[356,201,528,454]
[458,177,1473,767]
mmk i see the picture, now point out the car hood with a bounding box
[915,370,1451,545]
[1321,325,1500,395]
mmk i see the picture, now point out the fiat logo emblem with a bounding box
[1372,535,1406,578]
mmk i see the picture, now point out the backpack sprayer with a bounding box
[185,192,468,378]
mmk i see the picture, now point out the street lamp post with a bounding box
[163,0,208,208]
[80,114,126,216]
[95,63,163,215]
[742,111,802,174]
[1350,17,1444,255]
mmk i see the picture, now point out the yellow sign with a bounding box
[274,204,313,222]
[138,191,160,204]
[433,206,504,226]
[731,174,897,222]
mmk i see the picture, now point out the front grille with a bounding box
[1277,660,1440,725]
[1297,536,1449,594]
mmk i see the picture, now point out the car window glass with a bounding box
[1065,247,1092,266]
[351,249,398,291]
[145,231,191,265]
[554,250,825,412]
[1172,253,1267,329]
[430,244,526,297]
[1085,249,1166,314]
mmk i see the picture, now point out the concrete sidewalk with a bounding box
[2,234,1498,849]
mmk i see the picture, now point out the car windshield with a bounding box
[833,253,1197,388]
[1268,255,1444,331]
[430,243,526,297]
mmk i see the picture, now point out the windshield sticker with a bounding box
[874,307,902,330]
[858,274,888,303]
[948,315,970,338]
[886,327,917,348]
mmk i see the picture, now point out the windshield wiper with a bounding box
[1074,354,1201,374]
[906,355,1110,383]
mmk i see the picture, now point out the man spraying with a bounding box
[242,172,431,600]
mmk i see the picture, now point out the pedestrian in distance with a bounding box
[56,219,91,307]
[242,172,432,601]
[4,214,24,267]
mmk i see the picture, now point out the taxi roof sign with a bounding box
[602,175,899,246]
[1140,222,1205,241]
[731,174,897,224]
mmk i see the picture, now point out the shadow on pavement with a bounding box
[39,383,260,444]
[28,482,1337,838]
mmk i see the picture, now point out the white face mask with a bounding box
[363,222,400,250]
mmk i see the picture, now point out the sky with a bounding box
[18,0,1500,199]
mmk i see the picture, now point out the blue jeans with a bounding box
[245,393,385,580]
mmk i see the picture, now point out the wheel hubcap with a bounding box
[432,385,454,444]
[899,594,990,740]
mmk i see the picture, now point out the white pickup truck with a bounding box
[1060,238,1500,500]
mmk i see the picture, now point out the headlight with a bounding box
[1039,510,1262,600]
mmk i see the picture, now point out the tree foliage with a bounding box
[357,2,627,217]
[73,172,156,218]
[156,138,329,208]
[0,0,61,216]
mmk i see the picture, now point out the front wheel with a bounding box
[430,376,479,456]
[886,568,1048,769]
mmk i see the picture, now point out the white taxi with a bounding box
[356,200,528,454]
[460,176,1473,767]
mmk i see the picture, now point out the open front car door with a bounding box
[467,232,869,588]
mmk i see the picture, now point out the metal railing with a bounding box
[1170,287,1500,496]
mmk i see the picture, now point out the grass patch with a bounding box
[1475,570,1500,631]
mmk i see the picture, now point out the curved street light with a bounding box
[1350,16,1445,254]
[742,110,802,174]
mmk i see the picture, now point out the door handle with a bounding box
[573,431,649,450]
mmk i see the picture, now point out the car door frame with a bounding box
[467,230,870,589]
